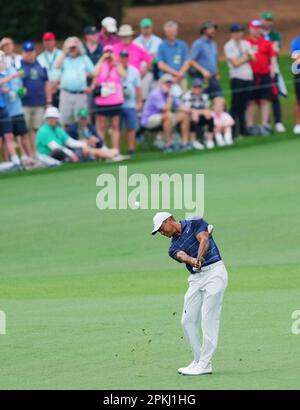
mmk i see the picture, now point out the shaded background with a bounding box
[0,0,299,54]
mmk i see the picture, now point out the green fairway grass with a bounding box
[1,130,300,389]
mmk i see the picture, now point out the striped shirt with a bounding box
[168,219,222,274]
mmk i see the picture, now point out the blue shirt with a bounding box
[60,55,94,92]
[67,123,103,147]
[157,39,190,76]
[21,60,48,106]
[291,36,300,53]
[0,73,6,108]
[191,37,219,75]
[168,219,222,274]
[3,66,23,116]
[122,65,141,109]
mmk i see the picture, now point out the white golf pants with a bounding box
[181,260,228,366]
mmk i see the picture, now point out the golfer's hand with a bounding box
[189,257,201,269]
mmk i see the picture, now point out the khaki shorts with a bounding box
[23,106,45,131]
[146,113,177,129]
[59,89,88,126]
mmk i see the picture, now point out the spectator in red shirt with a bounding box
[245,19,277,136]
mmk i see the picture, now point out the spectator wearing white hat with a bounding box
[98,17,120,47]
[36,107,120,166]
[114,24,153,79]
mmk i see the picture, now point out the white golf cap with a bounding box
[101,17,117,33]
[152,212,172,235]
[45,106,60,119]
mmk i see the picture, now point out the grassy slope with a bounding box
[0,56,300,389]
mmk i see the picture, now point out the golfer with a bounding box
[152,212,228,376]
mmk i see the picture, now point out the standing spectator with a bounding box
[190,21,223,98]
[141,74,190,152]
[98,17,120,47]
[114,25,153,78]
[260,11,286,133]
[37,32,63,108]
[181,78,213,150]
[224,24,255,137]
[245,19,277,136]
[3,60,33,160]
[83,26,103,65]
[134,18,162,99]
[291,31,300,134]
[0,51,22,168]
[21,41,52,152]
[119,50,143,156]
[211,97,235,147]
[157,21,190,92]
[0,37,22,70]
[92,45,125,151]
[67,108,104,148]
[55,37,94,128]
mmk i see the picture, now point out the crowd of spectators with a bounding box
[0,11,299,172]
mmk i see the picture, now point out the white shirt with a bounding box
[37,48,63,82]
[134,34,162,58]
[224,39,254,81]
[5,54,22,70]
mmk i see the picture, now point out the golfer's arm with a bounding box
[175,251,193,265]
[190,60,209,76]
[196,231,210,261]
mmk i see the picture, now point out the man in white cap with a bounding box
[98,17,120,48]
[152,212,228,376]
[36,107,121,166]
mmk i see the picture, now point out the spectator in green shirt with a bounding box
[36,107,121,166]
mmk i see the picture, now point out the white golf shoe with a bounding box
[178,361,197,374]
[192,140,205,150]
[215,134,225,147]
[206,140,215,149]
[293,124,300,134]
[275,122,286,133]
[181,362,213,376]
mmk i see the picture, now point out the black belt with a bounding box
[62,89,85,95]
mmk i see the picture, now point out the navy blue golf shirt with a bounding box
[168,219,222,274]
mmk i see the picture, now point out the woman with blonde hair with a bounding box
[55,37,94,127]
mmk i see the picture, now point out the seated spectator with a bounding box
[21,41,52,153]
[36,107,120,166]
[190,21,223,98]
[211,97,234,147]
[245,19,276,136]
[134,18,162,99]
[83,26,103,65]
[141,74,190,152]
[181,78,213,150]
[224,24,255,137]
[119,49,143,156]
[55,37,94,128]
[37,32,63,108]
[2,56,33,161]
[157,21,190,94]
[0,51,22,168]
[114,25,153,79]
[0,37,22,70]
[98,17,120,47]
[92,45,125,151]
[67,108,104,148]
[291,30,300,134]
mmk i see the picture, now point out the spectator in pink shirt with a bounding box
[98,17,120,48]
[113,24,153,77]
